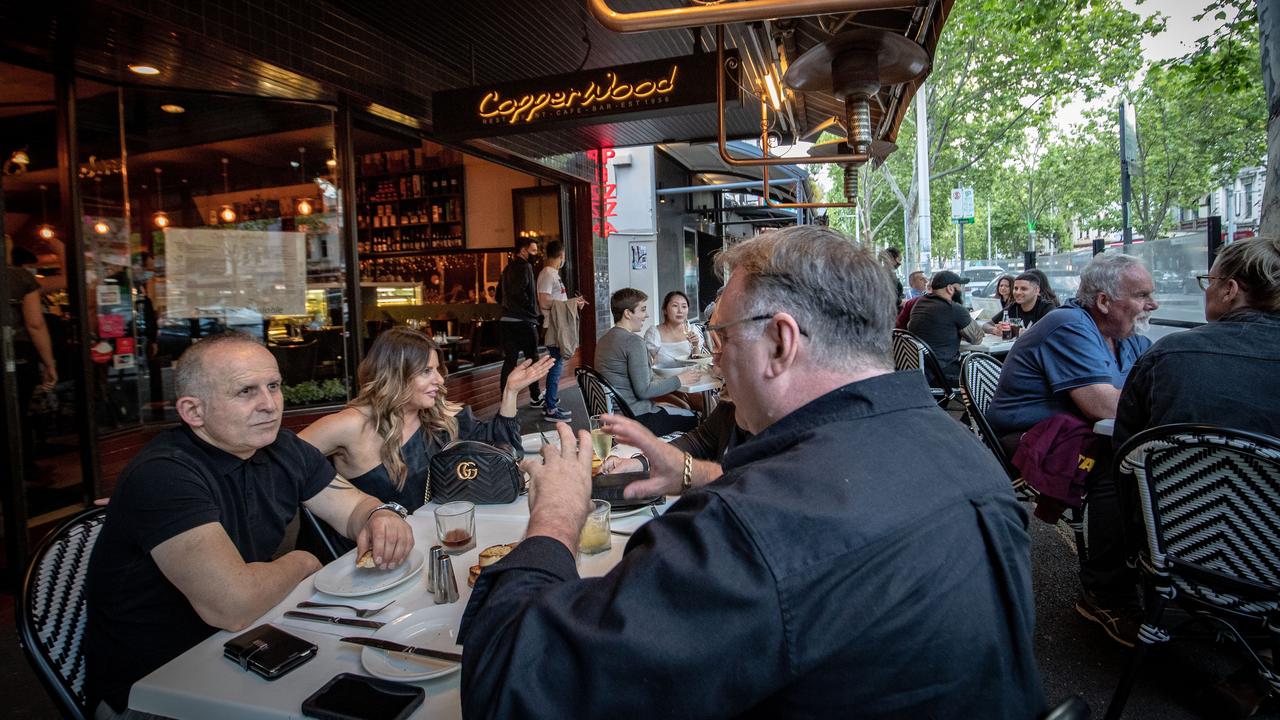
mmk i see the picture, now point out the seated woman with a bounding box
[595,288,700,436]
[301,327,552,516]
[644,290,708,414]
[644,291,706,363]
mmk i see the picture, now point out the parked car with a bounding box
[963,266,1006,295]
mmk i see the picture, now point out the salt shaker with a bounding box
[433,554,459,604]
[427,545,443,592]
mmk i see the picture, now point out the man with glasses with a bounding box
[987,252,1157,647]
[458,226,1044,718]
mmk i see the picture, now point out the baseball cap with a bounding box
[930,270,970,289]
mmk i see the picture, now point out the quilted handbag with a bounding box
[427,440,524,505]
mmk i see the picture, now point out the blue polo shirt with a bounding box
[987,299,1151,436]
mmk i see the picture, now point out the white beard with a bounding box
[1133,313,1152,334]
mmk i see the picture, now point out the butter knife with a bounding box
[283,610,385,629]
[340,636,463,662]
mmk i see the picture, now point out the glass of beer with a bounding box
[578,500,612,555]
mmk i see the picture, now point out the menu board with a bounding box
[163,228,307,318]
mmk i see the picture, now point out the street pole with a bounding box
[958,221,966,273]
[986,198,992,263]
[915,83,933,274]
[1119,100,1134,250]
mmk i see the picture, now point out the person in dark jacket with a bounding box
[458,226,1043,719]
[1115,237,1280,446]
[497,236,544,406]
[907,270,983,385]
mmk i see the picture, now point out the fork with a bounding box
[296,600,394,618]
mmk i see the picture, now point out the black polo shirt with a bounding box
[86,425,334,712]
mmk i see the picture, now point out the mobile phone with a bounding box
[301,673,425,720]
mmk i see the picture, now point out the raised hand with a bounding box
[505,356,555,393]
[599,414,686,498]
[523,422,594,552]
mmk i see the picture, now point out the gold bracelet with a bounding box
[681,452,694,492]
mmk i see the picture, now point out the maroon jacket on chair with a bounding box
[1012,412,1106,523]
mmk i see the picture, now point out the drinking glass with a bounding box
[589,415,613,467]
[578,500,611,555]
[434,501,475,555]
[1009,318,1024,338]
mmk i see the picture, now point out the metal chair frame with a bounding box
[958,353,1086,553]
[574,365,637,419]
[1104,424,1280,720]
[892,328,956,408]
[16,506,107,720]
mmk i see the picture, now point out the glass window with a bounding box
[102,90,347,419]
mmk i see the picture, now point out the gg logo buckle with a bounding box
[456,461,479,481]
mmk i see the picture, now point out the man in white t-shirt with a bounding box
[537,240,586,422]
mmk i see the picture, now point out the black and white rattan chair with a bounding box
[958,353,1086,553]
[16,507,106,720]
[575,366,637,419]
[892,328,956,408]
[1104,424,1280,720]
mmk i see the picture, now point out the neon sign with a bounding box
[433,51,738,140]
[587,148,619,239]
[478,66,678,125]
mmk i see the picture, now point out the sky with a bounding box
[1055,0,1224,128]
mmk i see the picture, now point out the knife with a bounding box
[283,610,385,630]
[340,636,463,663]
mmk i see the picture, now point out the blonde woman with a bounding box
[300,327,552,512]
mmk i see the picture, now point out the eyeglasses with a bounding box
[1195,275,1226,291]
[705,313,809,354]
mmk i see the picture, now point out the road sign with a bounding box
[950,187,975,224]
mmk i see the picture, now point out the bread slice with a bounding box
[478,543,516,568]
[355,550,376,569]
[468,564,481,588]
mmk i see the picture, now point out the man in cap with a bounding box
[906,270,983,386]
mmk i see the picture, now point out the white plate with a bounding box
[361,607,463,681]
[313,549,425,598]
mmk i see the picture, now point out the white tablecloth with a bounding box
[961,336,1016,355]
[129,496,668,719]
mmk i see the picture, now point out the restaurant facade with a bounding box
[0,0,950,583]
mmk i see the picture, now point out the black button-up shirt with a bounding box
[459,371,1044,719]
[1115,309,1280,448]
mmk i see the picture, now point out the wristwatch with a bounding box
[367,501,409,523]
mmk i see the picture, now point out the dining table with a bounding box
[961,334,1016,357]
[128,481,673,719]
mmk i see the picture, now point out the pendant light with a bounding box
[36,184,56,240]
[295,147,314,216]
[92,177,111,235]
[218,157,236,223]
[152,167,170,228]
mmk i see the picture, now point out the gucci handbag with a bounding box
[427,440,524,505]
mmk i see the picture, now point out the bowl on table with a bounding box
[652,359,696,377]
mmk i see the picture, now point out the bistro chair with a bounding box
[16,506,107,720]
[958,353,1087,552]
[1104,424,1280,720]
[959,353,1023,491]
[892,328,956,408]
[575,366,637,419]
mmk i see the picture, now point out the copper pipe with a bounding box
[717,26,869,167]
[589,0,917,33]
